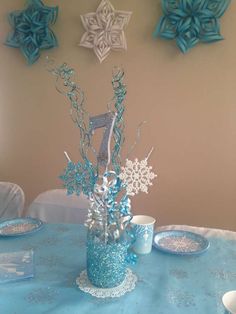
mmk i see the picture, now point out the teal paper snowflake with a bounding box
[154,0,231,53]
[5,0,58,64]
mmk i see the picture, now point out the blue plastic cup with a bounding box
[131,215,156,254]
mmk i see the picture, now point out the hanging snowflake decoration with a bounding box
[79,0,132,63]
[153,0,231,53]
[5,0,58,64]
[119,158,157,196]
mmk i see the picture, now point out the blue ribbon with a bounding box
[86,172,136,255]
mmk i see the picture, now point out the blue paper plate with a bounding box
[0,217,44,237]
[153,230,210,255]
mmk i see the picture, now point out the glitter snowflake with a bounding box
[59,160,97,197]
[119,158,157,196]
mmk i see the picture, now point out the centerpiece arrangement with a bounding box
[47,60,157,297]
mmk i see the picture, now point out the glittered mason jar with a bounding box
[87,231,128,288]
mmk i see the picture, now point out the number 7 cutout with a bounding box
[89,112,116,168]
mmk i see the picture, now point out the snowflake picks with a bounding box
[119,147,157,196]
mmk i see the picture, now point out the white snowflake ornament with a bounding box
[119,158,157,196]
[80,0,132,63]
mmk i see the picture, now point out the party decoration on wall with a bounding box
[5,0,58,64]
[154,0,231,53]
[119,148,157,196]
[80,0,132,62]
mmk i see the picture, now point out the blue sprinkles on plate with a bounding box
[0,217,44,237]
[153,230,210,255]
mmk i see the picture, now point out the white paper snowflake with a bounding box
[119,158,157,196]
[80,0,132,63]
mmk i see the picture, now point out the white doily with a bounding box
[76,268,137,298]
[119,158,157,195]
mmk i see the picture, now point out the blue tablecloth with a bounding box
[0,224,235,314]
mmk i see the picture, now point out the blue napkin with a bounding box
[0,250,34,283]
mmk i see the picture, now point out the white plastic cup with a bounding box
[222,291,236,314]
[131,215,156,254]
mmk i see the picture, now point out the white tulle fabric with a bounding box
[26,189,89,224]
[0,182,25,218]
[76,268,137,298]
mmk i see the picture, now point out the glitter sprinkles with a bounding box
[86,237,128,288]
[25,287,58,304]
[37,256,61,268]
[210,269,236,281]
[167,289,196,308]
[169,268,189,279]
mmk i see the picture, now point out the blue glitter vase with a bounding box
[87,231,128,288]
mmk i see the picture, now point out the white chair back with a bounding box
[0,182,25,219]
[26,189,89,224]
